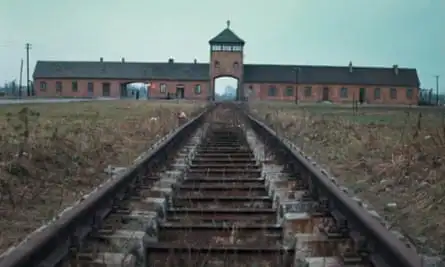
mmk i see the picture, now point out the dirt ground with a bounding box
[0,100,205,253]
[250,101,445,255]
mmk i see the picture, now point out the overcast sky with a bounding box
[1,0,444,90]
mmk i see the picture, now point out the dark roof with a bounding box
[33,61,420,87]
[33,61,209,81]
[243,64,420,87]
[209,28,245,45]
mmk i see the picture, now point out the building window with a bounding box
[232,46,242,51]
[248,85,253,94]
[406,88,413,99]
[102,83,110,96]
[160,83,167,93]
[390,88,397,99]
[88,82,94,93]
[40,81,47,91]
[374,88,381,99]
[268,86,276,96]
[194,84,201,94]
[304,86,312,97]
[233,62,239,69]
[56,81,62,92]
[285,87,294,96]
[72,81,78,92]
[214,60,220,68]
[340,87,348,98]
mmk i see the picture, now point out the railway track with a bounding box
[0,103,423,267]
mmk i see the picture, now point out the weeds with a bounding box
[250,102,445,256]
[0,100,204,253]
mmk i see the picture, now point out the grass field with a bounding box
[250,101,445,255]
[0,100,206,253]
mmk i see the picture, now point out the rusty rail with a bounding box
[245,110,423,267]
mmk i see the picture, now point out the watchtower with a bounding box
[209,21,245,101]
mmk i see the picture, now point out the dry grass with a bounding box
[0,100,205,253]
[250,101,445,255]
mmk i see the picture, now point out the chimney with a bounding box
[168,57,174,63]
[121,57,125,63]
[393,64,399,75]
[100,57,103,62]
[348,61,353,73]
[193,58,197,64]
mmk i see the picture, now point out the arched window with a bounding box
[214,60,220,68]
[233,61,239,69]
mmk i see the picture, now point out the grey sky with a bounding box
[1,0,444,90]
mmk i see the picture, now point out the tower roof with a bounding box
[209,21,245,45]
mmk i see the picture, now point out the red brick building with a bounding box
[33,22,420,104]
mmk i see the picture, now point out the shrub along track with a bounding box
[0,103,422,267]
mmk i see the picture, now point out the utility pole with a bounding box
[295,67,301,104]
[25,43,32,97]
[19,59,23,98]
[434,75,440,105]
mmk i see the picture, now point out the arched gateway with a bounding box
[209,20,245,101]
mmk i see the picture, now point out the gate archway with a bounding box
[120,82,149,99]
[214,76,238,101]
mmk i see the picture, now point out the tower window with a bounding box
[214,60,220,68]
[222,45,232,51]
[233,62,239,69]
[212,45,222,51]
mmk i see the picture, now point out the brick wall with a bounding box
[149,80,209,100]
[34,79,210,100]
[246,83,419,105]
[34,78,419,105]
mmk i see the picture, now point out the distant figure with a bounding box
[177,111,188,125]
[136,90,140,100]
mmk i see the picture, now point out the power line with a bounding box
[25,43,32,97]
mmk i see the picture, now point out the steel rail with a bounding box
[0,104,214,267]
[246,112,423,267]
